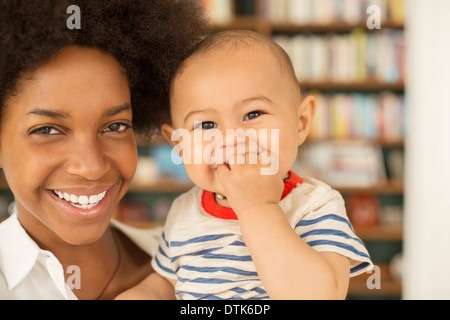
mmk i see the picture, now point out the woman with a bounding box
[0,0,206,299]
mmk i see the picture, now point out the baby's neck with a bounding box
[214,193,231,208]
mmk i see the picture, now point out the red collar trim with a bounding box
[201,171,303,220]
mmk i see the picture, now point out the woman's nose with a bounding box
[63,137,110,180]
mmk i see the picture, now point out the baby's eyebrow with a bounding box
[241,96,273,104]
[184,108,215,124]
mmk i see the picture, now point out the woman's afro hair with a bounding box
[0,0,208,139]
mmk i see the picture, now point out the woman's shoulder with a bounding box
[111,219,162,257]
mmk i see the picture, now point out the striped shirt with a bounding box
[152,172,372,300]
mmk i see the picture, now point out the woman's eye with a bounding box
[29,126,61,136]
[195,121,217,130]
[104,122,131,133]
[245,111,264,121]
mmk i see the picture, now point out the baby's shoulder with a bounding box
[163,185,204,224]
[289,177,343,206]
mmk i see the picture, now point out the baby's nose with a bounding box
[222,132,246,149]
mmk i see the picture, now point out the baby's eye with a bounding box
[195,121,218,130]
[244,111,264,121]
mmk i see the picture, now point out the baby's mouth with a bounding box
[52,189,107,210]
[210,142,265,167]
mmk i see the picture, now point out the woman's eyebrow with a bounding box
[27,109,69,119]
[27,104,132,119]
[103,103,132,117]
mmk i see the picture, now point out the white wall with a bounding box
[404,0,450,299]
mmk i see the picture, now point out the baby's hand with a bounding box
[215,151,284,216]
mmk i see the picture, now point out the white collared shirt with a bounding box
[0,213,162,300]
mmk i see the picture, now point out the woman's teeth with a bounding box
[53,190,106,209]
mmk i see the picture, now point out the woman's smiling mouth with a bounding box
[52,190,107,209]
[47,187,113,220]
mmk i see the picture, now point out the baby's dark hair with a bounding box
[0,0,207,138]
[168,30,300,123]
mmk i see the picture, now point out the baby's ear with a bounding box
[161,123,188,160]
[296,95,316,146]
[160,123,176,147]
[0,143,3,169]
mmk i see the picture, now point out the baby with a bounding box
[122,30,372,300]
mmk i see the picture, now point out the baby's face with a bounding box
[166,46,306,194]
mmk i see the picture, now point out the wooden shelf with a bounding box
[129,177,193,194]
[210,18,404,35]
[306,137,404,148]
[348,264,402,298]
[271,21,404,33]
[349,276,402,298]
[121,220,164,229]
[208,16,260,31]
[301,80,405,91]
[355,225,403,241]
[335,180,404,195]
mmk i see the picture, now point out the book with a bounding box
[346,195,381,227]
[298,140,387,188]
[201,0,234,25]
[308,91,404,142]
[116,200,149,223]
[260,0,404,25]
[273,29,405,84]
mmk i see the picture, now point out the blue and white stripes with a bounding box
[295,213,372,274]
[154,231,267,300]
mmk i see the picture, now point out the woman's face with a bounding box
[0,46,137,245]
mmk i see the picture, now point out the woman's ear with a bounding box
[296,95,316,146]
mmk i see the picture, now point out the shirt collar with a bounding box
[0,213,40,290]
